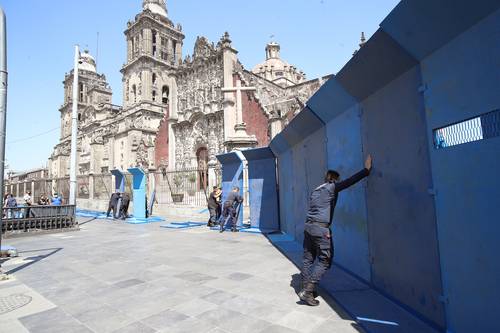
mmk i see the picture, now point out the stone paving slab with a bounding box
[0,217,363,332]
[0,279,56,322]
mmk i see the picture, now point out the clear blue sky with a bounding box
[2,0,400,172]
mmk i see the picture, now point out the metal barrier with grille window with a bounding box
[434,109,500,149]
[1,205,77,238]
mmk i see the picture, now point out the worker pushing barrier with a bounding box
[219,187,244,233]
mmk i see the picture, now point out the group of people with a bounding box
[3,191,63,208]
[106,192,130,220]
[2,191,64,218]
[207,186,244,233]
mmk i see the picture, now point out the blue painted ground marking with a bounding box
[76,209,164,224]
[356,317,399,326]
[126,216,164,224]
[160,222,205,229]
[240,227,279,234]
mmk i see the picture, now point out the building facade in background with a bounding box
[48,0,330,181]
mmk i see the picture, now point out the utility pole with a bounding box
[69,45,80,205]
[0,6,8,278]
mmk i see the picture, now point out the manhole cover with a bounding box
[0,294,33,314]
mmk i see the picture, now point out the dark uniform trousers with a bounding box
[302,223,333,284]
[208,207,218,225]
[222,204,238,229]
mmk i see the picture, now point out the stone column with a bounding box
[168,75,178,119]
[148,171,155,199]
[207,125,218,188]
[143,29,152,56]
[127,38,133,62]
[167,39,174,64]
[269,116,282,140]
[221,32,237,141]
[143,71,152,102]
[108,137,116,170]
[122,77,127,107]
[175,42,182,65]
[88,174,95,200]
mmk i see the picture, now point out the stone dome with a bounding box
[252,42,306,87]
[79,50,96,73]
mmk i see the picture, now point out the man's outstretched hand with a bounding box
[365,154,373,171]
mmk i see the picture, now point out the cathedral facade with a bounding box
[48,0,330,181]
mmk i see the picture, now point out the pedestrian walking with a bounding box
[299,155,372,306]
[220,187,243,233]
[207,186,221,227]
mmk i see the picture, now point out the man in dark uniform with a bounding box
[207,186,222,227]
[299,155,372,306]
[220,186,244,233]
[106,192,120,218]
[120,193,131,220]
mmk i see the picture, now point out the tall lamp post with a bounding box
[0,6,8,278]
[69,45,80,205]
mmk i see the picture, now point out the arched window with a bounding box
[132,84,137,103]
[152,90,157,102]
[162,86,169,105]
[152,73,157,85]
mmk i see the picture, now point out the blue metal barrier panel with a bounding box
[336,29,417,101]
[307,77,358,123]
[110,169,125,193]
[216,151,244,227]
[380,0,500,60]
[269,132,290,156]
[281,106,324,147]
[127,167,146,220]
[241,147,279,233]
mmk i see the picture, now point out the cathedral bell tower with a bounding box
[121,0,184,109]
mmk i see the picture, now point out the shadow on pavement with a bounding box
[6,247,62,275]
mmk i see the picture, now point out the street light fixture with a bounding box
[0,6,8,279]
[69,45,81,205]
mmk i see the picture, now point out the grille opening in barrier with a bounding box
[433,109,500,149]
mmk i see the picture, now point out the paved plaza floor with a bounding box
[0,217,363,333]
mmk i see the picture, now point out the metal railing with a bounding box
[3,165,223,209]
[153,167,209,206]
[1,205,77,238]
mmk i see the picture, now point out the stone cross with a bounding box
[221,79,256,126]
